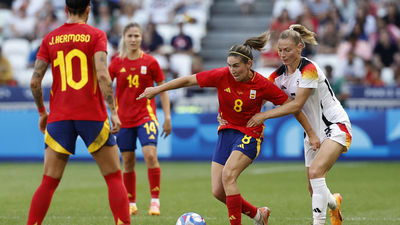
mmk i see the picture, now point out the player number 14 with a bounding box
[127,74,139,88]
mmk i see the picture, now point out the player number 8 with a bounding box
[234,99,243,112]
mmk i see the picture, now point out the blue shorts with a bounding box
[212,129,262,165]
[116,120,158,152]
[44,119,116,155]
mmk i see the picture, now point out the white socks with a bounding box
[310,178,330,225]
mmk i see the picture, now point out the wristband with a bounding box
[38,106,46,113]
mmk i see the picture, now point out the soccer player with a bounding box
[109,22,171,216]
[27,1,130,225]
[247,24,352,225]
[137,31,318,225]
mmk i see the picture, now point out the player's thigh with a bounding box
[43,147,70,179]
[211,162,225,197]
[91,144,121,176]
[223,150,252,180]
[310,139,344,177]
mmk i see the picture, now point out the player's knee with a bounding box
[221,169,235,186]
[308,167,322,179]
[211,188,226,203]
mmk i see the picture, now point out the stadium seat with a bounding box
[2,38,31,85]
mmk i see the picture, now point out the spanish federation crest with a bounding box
[249,90,256,99]
[141,66,147,74]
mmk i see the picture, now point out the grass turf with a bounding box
[0,161,399,225]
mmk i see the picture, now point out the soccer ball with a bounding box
[176,212,206,225]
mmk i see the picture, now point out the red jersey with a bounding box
[196,67,288,138]
[36,22,108,123]
[109,52,164,128]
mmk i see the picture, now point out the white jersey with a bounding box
[269,57,352,151]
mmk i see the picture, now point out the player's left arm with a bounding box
[30,59,49,133]
[94,51,121,134]
[156,80,172,138]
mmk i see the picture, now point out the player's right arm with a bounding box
[137,74,198,100]
[94,51,121,134]
[30,59,49,134]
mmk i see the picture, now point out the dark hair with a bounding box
[66,0,90,15]
[228,31,270,63]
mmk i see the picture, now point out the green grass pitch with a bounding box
[0,161,399,225]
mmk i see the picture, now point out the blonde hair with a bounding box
[118,22,142,58]
[280,24,318,46]
[228,31,270,63]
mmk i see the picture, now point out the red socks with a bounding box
[241,197,258,218]
[226,194,242,225]
[104,170,130,225]
[27,175,60,225]
[148,167,161,198]
[123,171,136,203]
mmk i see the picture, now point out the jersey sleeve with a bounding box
[36,36,50,63]
[150,58,165,83]
[196,67,227,88]
[299,63,318,89]
[262,79,288,106]
[94,29,108,53]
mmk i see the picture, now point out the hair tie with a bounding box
[229,51,252,61]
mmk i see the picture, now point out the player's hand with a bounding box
[308,132,320,151]
[110,111,121,134]
[161,117,172,138]
[217,114,228,126]
[38,112,48,134]
[137,87,159,100]
[247,112,266,127]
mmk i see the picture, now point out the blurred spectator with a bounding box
[334,0,357,22]
[269,9,294,34]
[345,4,376,39]
[147,0,179,24]
[297,5,319,33]
[337,32,372,61]
[235,0,254,16]
[373,28,399,68]
[0,45,15,86]
[325,65,349,107]
[272,0,303,21]
[141,22,164,53]
[297,5,319,57]
[306,0,331,22]
[318,19,340,54]
[0,0,12,8]
[117,0,148,32]
[9,3,36,40]
[34,12,59,39]
[364,63,385,87]
[382,1,400,28]
[171,22,193,54]
[94,1,113,35]
[341,51,365,85]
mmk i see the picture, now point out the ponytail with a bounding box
[280,24,318,46]
[228,31,270,63]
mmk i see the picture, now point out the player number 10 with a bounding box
[53,49,88,91]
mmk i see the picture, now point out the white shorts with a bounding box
[304,121,352,167]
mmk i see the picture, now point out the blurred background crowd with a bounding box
[0,0,399,110]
